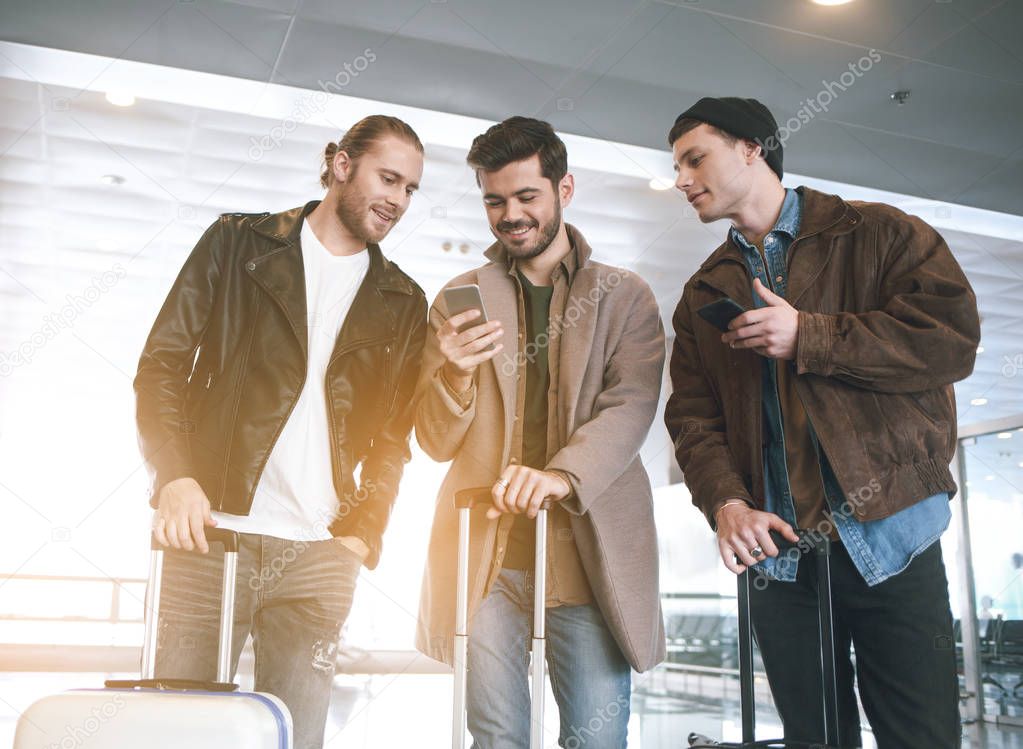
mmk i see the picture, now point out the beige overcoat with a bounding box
[413,225,666,672]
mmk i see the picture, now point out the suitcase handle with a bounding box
[103,677,239,692]
[140,528,241,686]
[451,486,552,748]
[454,486,553,512]
[150,526,239,553]
[454,487,492,509]
[737,527,838,747]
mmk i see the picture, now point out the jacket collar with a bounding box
[483,222,592,282]
[251,200,417,295]
[693,186,863,308]
[699,186,860,274]
[245,200,416,357]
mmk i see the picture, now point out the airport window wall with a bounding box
[2,30,1023,748]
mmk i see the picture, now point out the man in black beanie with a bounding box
[663,96,979,747]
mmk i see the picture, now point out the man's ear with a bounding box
[558,173,575,209]
[333,149,353,184]
[743,140,763,165]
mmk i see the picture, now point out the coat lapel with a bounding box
[331,246,398,361]
[557,266,601,437]
[246,204,313,358]
[477,263,519,433]
[785,187,858,307]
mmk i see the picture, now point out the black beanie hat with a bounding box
[672,96,783,180]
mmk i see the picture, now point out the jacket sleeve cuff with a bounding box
[796,311,834,376]
[546,469,581,515]
[432,369,476,416]
[331,512,383,570]
[708,497,754,532]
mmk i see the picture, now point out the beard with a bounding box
[496,200,562,261]
[333,165,394,245]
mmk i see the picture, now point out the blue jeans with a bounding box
[467,570,631,749]
[152,532,361,749]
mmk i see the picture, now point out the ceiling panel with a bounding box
[3,0,1021,216]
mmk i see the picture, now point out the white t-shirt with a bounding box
[213,220,369,540]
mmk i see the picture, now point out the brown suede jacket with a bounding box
[665,186,981,527]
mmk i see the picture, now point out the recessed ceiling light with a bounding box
[105,91,136,107]
[648,177,675,191]
[997,432,1013,439]
[100,174,126,186]
[811,0,854,5]
[970,398,988,406]
[985,475,995,481]
[977,346,985,354]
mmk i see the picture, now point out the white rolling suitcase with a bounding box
[451,487,551,749]
[14,528,293,748]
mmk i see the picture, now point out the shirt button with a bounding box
[765,236,775,245]
[775,275,783,284]
[246,261,256,271]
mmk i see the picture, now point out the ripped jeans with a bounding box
[153,532,361,749]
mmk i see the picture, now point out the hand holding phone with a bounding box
[439,284,504,387]
[697,297,746,332]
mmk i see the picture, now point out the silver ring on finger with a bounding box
[495,478,510,490]
[749,546,764,558]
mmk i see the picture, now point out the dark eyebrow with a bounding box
[673,147,698,171]
[381,167,419,191]
[482,187,541,201]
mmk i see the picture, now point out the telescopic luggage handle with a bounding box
[133,528,241,688]
[724,530,840,749]
[451,487,551,749]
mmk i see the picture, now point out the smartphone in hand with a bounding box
[697,297,746,332]
[442,284,494,350]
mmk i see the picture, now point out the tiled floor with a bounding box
[3,669,1022,747]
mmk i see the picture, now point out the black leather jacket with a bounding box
[134,201,427,568]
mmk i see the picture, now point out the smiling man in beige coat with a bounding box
[413,118,665,748]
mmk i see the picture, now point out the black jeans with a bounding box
[749,540,960,748]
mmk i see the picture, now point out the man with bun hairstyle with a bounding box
[135,115,427,749]
[664,97,979,748]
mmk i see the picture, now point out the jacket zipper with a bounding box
[383,344,399,416]
[324,335,395,503]
[223,295,264,508]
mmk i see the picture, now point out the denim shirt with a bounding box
[730,188,949,586]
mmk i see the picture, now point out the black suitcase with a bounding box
[688,532,844,749]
